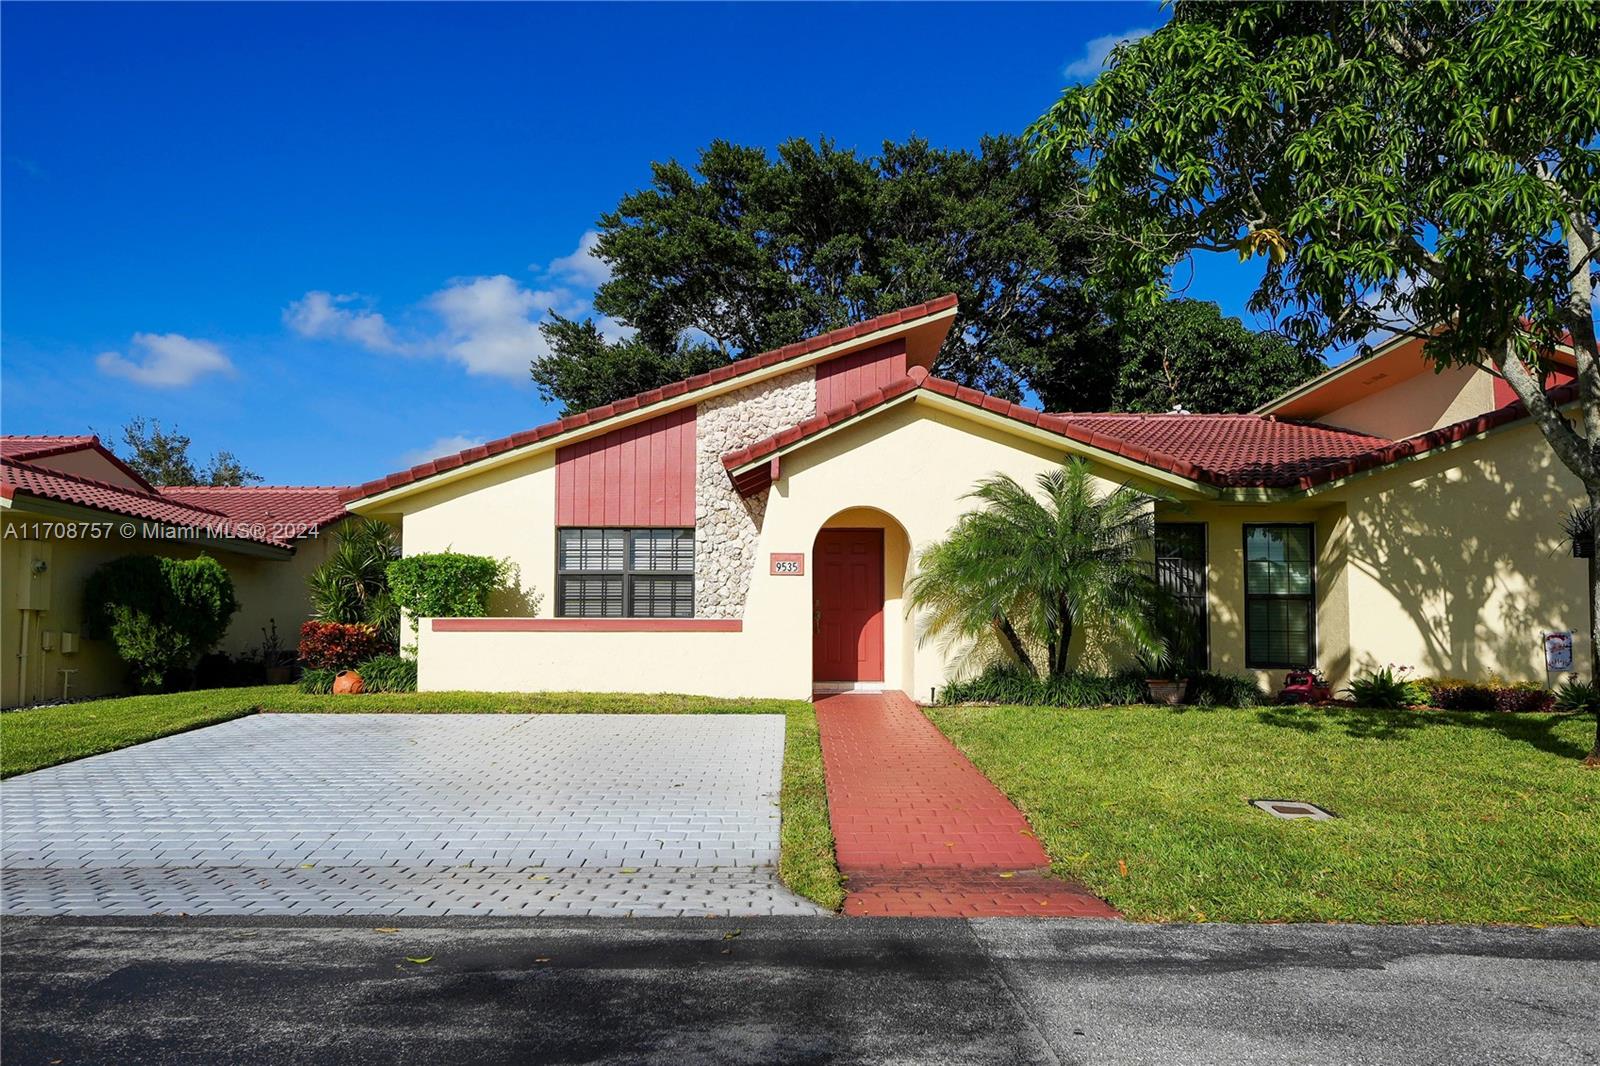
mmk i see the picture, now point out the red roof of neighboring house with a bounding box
[157,485,350,532]
[0,436,351,549]
[720,366,1566,494]
[343,295,961,503]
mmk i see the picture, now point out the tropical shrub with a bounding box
[298,668,336,695]
[1554,678,1600,715]
[387,551,512,632]
[1186,672,1265,708]
[1344,665,1427,709]
[939,664,1149,707]
[82,554,238,690]
[908,458,1170,679]
[307,518,401,642]
[296,620,389,671]
[353,654,418,693]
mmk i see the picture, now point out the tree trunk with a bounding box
[1588,488,1600,768]
[995,616,1037,677]
[1051,609,1074,679]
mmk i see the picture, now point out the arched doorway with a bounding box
[811,508,911,691]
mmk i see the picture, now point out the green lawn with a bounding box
[0,686,844,911]
[927,702,1600,925]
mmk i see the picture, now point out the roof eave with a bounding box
[724,389,1223,500]
[347,304,959,513]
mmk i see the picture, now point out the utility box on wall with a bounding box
[12,543,53,611]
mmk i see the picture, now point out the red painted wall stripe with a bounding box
[556,407,696,526]
[815,340,908,413]
[432,618,740,633]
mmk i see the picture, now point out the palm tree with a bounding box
[908,458,1171,678]
[307,518,401,642]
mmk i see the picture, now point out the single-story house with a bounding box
[1,435,349,706]
[344,295,1586,701]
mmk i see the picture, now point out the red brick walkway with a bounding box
[814,692,1118,918]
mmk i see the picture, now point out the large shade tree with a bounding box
[533,135,1323,414]
[1030,0,1600,760]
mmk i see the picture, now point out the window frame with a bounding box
[1154,521,1210,673]
[556,527,695,619]
[1242,523,1317,670]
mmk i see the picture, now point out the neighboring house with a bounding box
[329,295,1580,701]
[1,435,349,706]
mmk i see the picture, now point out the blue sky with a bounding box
[2,1,1269,485]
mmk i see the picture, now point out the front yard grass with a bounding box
[927,702,1600,925]
[0,686,845,910]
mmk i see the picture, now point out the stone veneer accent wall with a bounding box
[695,367,816,617]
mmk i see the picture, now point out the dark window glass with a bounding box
[557,528,694,618]
[1244,525,1315,668]
[1155,523,1208,672]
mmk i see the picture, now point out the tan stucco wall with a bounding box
[407,399,1142,699]
[1318,363,1496,440]
[1323,420,1587,684]
[1161,420,1586,692]
[2,509,338,707]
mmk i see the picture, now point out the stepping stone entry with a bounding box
[813,692,1118,918]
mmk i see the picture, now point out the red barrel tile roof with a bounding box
[1,436,350,549]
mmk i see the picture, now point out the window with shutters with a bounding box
[557,528,694,618]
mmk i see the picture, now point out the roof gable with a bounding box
[0,435,155,493]
[345,295,959,508]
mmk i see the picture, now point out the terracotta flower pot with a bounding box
[333,670,364,695]
[1146,679,1188,706]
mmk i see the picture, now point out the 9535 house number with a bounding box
[769,553,805,576]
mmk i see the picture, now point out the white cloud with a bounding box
[283,291,403,353]
[427,274,566,377]
[546,229,611,289]
[283,231,627,381]
[1063,27,1154,80]
[95,332,235,388]
[399,433,485,468]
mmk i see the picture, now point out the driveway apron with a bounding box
[0,712,822,917]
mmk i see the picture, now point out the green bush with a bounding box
[307,518,401,642]
[297,668,336,694]
[939,664,1148,707]
[1345,665,1427,709]
[387,552,510,632]
[1554,678,1600,714]
[1186,672,1265,708]
[82,554,238,690]
[353,654,418,693]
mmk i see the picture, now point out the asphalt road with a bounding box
[3,917,1596,1065]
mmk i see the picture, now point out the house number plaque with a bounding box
[770,553,805,576]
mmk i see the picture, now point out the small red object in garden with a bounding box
[333,670,364,695]
[1279,669,1332,704]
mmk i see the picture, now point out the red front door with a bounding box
[813,529,885,682]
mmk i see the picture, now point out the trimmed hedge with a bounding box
[939,664,1267,708]
[1420,676,1554,713]
[81,554,238,690]
[387,552,508,632]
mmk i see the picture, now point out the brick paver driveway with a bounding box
[1,713,822,917]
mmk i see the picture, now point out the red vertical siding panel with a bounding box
[556,406,698,526]
[815,339,908,412]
